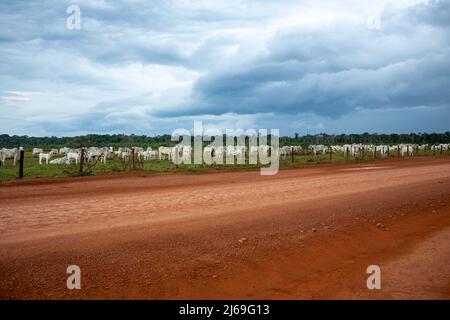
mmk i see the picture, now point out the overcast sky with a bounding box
[1,0,449,136]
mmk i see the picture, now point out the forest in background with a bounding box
[0,132,449,149]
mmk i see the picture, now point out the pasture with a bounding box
[0,145,448,181]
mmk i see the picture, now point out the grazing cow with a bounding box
[400,144,414,156]
[0,148,19,166]
[331,145,343,153]
[292,146,303,154]
[60,147,78,155]
[67,152,80,164]
[116,147,131,159]
[309,145,327,156]
[133,147,144,154]
[137,151,146,161]
[158,146,172,160]
[436,144,449,152]
[121,151,131,161]
[418,144,428,151]
[378,145,390,157]
[32,148,43,156]
[39,152,52,164]
[87,147,107,164]
[280,146,291,159]
[138,150,158,161]
[351,144,363,157]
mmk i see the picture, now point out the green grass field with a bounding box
[0,149,447,181]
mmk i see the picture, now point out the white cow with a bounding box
[32,148,43,156]
[0,148,20,166]
[436,144,449,152]
[309,145,327,156]
[39,152,52,164]
[87,147,108,164]
[158,146,172,160]
[138,150,158,161]
[50,156,68,164]
[121,151,131,161]
[378,145,390,157]
[116,147,131,159]
[280,146,291,159]
[292,146,303,154]
[67,152,80,164]
[351,144,363,157]
[400,144,414,156]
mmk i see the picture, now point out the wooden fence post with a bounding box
[374,146,377,159]
[407,145,409,157]
[346,147,349,161]
[79,148,85,175]
[19,148,24,179]
[174,148,179,169]
[441,145,443,155]
[397,146,400,157]
[291,146,294,162]
[329,146,332,161]
[132,147,136,169]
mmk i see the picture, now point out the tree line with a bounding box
[0,132,449,149]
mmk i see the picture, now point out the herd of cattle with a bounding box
[0,143,449,166]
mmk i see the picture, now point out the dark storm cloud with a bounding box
[184,0,450,118]
[1,0,450,136]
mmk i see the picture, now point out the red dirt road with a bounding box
[1,157,450,299]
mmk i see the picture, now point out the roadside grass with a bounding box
[0,149,447,181]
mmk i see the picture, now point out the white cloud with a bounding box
[2,91,43,105]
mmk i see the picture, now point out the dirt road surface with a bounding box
[1,157,450,299]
